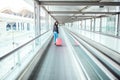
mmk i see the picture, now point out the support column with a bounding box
[117,13,120,37]
[93,18,96,32]
[16,22,18,31]
[34,0,41,45]
[81,20,83,30]
[99,17,102,33]
[85,20,86,30]
[90,19,92,31]
[45,11,49,31]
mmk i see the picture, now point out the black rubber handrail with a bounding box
[0,30,50,61]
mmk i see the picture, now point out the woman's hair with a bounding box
[54,21,58,26]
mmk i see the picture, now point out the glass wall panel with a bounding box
[0,16,34,55]
[101,17,107,33]
[76,21,79,31]
[73,22,76,31]
[69,23,72,29]
[79,21,82,29]
[0,1,55,78]
[49,15,55,30]
[91,18,94,31]
[40,7,49,34]
[77,21,79,30]
[81,20,86,30]
[106,15,116,35]
[101,15,117,35]
[86,19,91,31]
[95,18,100,32]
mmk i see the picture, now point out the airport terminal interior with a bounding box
[0,0,120,80]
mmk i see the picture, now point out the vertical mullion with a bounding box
[117,13,120,37]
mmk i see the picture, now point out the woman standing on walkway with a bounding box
[53,21,59,45]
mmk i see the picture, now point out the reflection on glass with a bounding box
[0,31,52,79]
[82,20,86,30]
[86,19,91,31]
[101,15,117,35]
[95,18,100,32]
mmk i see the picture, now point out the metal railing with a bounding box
[0,30,52,79]
[0,30,50,61]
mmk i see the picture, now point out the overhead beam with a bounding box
[54,15,108,20]
[49,11,120,14]
[65,17,92,23]
[65,6,90,24]
[41,6,58,21]
[54,15,98,18]
[39,1,120,6]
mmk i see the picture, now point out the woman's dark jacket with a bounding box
[53,25,59,33]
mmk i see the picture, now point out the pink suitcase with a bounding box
[56,38,62,46]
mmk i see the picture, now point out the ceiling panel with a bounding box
[52,14,73,16]
[75,14,101,16]
[38,0,120,23]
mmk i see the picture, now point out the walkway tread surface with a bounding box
[35,31,81,80]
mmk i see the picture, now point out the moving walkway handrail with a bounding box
[65,29,120,79]
[0,30,50,61]
[66,28,120,64]
[67,28,120,55]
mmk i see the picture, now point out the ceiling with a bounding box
[37,0,120,24]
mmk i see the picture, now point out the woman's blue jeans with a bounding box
[54,31,58,43]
